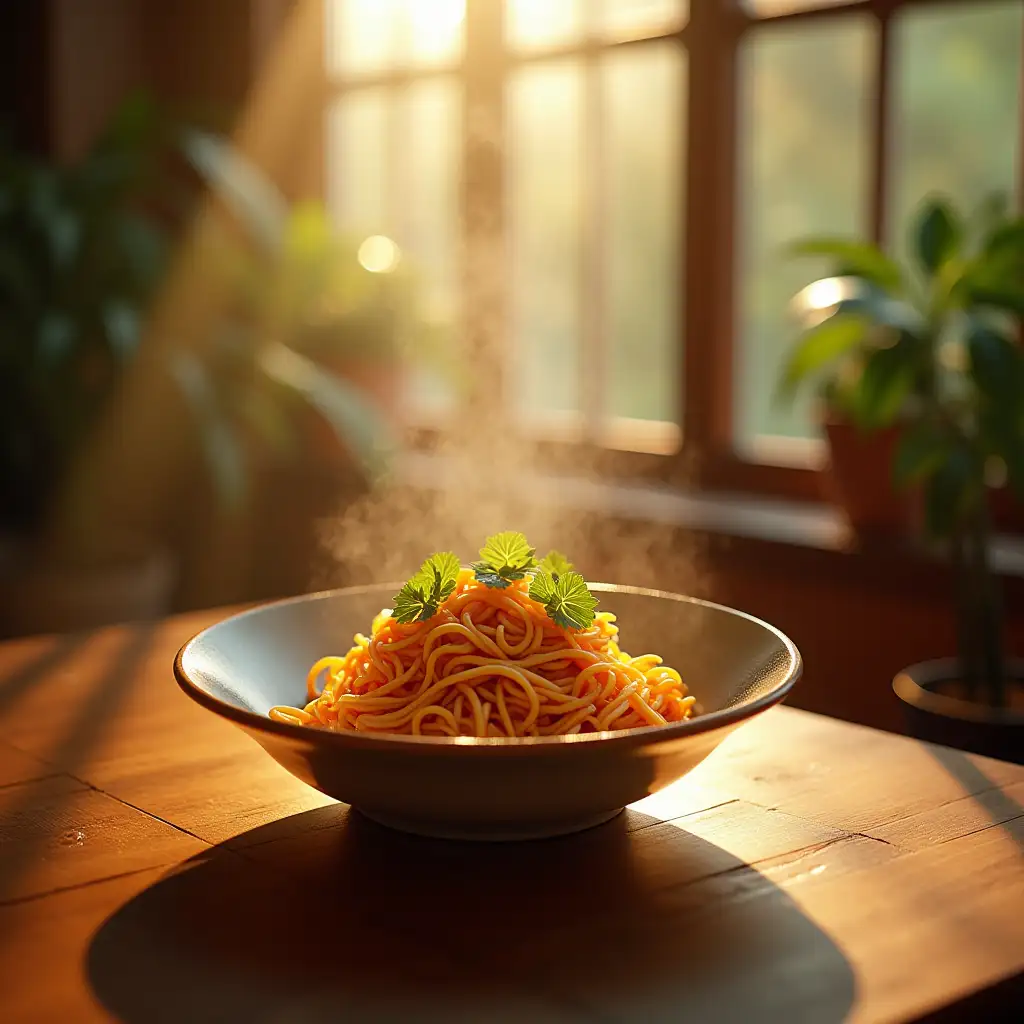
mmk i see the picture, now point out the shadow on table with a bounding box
[87,807,856,1023]
[927,744,1024,852]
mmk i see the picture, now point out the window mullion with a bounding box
[461,0,507,422]
[870,5,892,246]
[581,42,607,443]
[683,0,739,461]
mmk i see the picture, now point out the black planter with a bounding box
[894,659,1024,765]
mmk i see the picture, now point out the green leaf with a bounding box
[182,130,287,253]
[528,570,597,630]
[850,334,919,430]
[393,551,461,623]
[967,324,1024,406]
[392,581,431,625]
[788,238,903,293]
[780,313,870,395]
[479,531,536,572]
[472,563,523,589]
[256,342,394,479]
[528,571,556,605]
[538,550,573,576]
[914,198,962,275]
[893,422,948,489]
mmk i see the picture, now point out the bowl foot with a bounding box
[356,806,624,842]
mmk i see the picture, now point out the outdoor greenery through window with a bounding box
[324,0,1024,493]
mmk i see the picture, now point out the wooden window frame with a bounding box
[324,0,1012,505]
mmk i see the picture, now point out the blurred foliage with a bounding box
[744,2,1021,441]
[0,93,176,534]
[784,192,1024,706]
[177,131,452,509]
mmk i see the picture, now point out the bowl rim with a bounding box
[174,582,801,754]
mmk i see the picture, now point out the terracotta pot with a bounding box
[0,542,176,639]
[894,658,1024,764]
[823,419,914,538]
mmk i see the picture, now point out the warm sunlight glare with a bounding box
[358,235,401,273]
[802,277,847,312]
[408,0,466,41]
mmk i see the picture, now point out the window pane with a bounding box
[406,0,466,65]
[326,0,464,74]
[597,0,687,40]
[889,1,1022,255]
[509,62,584,416]
[743,1,858,16]
[401,81,461,414]
[327,89,390,233]
[602,43,685,423]
[327,84,460,415]
[735,17,874,444]
[506,0,584,52]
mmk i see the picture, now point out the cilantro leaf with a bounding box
[528,569,597,630]
[545,571,599,630]
[392,551,461,623]
[527,570,556,605]
[392,581,430,624]
[472,562,528,589]
[538,550,573,576]
[479,531,537,572]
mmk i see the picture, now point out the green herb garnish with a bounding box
[538,550,573,576]
[528,569,599,631]
[472,531,537,589]
[392,551,460,624]
[394,534,598,631]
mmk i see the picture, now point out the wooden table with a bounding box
[0,611,1021,1023]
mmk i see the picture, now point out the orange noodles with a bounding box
[269,570,695,737]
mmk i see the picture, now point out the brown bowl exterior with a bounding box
[175,584,801,840]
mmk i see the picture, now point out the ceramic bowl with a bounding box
[174,584,801,840]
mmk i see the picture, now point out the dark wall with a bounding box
[0,0,49,153]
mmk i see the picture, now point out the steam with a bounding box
[314,87,706,600]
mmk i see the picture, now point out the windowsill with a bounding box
[397,451,1024,579]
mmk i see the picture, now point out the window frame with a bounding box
[322,0,1020,505]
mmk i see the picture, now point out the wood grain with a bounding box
[0,610,1021,1023]
[0,741,56,789]
[0,774,206,905]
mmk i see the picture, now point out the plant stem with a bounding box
[974,501,1005,709]
[960,499,1005,709]
[952,528,979,703]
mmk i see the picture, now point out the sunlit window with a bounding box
[325,0,1024,484]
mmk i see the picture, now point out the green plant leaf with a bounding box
[479,531,537,572]
[850,334,919,430]
[472,563,517,589]
[780,313,870,395]
[182,130,287,254]
[967,324,1024,407]
[893,422,948,489]
[538,550,573,576]
[392,551,461,624]
[914,198,962,275]
[788,238,903,293]
[527,570,598,630]
[256,342,394,479]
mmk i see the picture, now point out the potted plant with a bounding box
[0,95,180,636]
[783,194,1024,762]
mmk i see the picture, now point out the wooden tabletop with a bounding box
[0,611,1021,1023]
